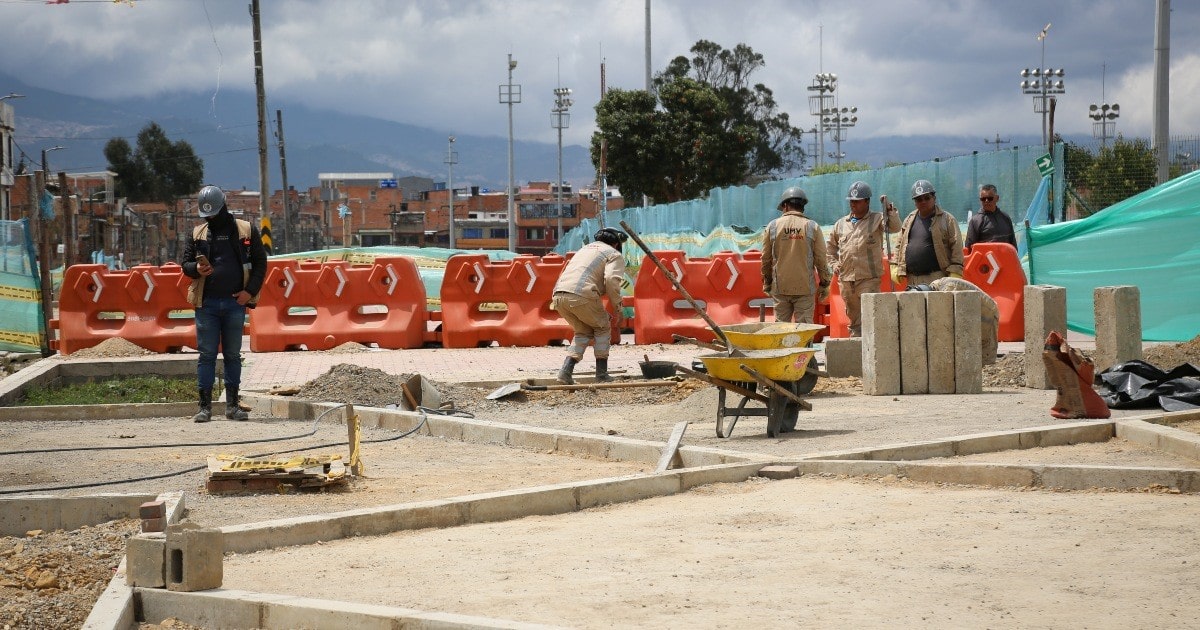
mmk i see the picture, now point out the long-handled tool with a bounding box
[619,220,737,355]
[880,194,896,292]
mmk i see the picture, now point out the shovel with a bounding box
[619,220,739,356]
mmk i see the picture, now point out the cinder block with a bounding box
[823,338,862,378]
[757,465,800,479]
[925,291,955,394]
[862,292,900,396]
[126,533,166,588]
[165,521,223,592]
[1094,285,1143,372]
[139,500,166,520]
[1024,285,1067,389]
[897,292,928,394]
[954,292,983,394]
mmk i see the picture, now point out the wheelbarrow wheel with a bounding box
[793,356,819,395]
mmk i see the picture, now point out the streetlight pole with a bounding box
[1020,23,1065,146]
[552,85,573,247]
[446,135,458,249]
[499,54,521,252]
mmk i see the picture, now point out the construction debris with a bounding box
[206,454,348,494]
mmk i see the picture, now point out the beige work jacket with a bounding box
[760,210,831,296]
[554,241,625,309]
[827,210,901,282]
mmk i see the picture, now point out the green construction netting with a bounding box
[1028,168,1200,342]
[0,219,45,353]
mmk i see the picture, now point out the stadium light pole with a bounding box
[499,55,521,252]
[552,86,573,246]
[821,105,857,168]
[1020,23,1065,145]
[1088,65,1119,149]
[807,73,837,168]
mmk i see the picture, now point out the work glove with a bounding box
[818,284,831,302]
[890,266,902,286]
[949,272,963,279]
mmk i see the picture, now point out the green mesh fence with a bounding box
[1028,168,1200,342]
[0,219,45,352]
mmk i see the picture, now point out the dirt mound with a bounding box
[64,338,153,359]
[984,352,1027,388]
[1142,335,1200,371]
[325,342,370,354]
[294,364,413,408]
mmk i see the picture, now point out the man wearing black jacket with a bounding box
[181,185,267,423]
[965,184,1017,252]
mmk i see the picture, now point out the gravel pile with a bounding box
[294,363,415,408]
[63,337,154,359]
[1142,335,1200,371]
[0,519,139,630]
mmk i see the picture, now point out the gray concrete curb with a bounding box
[217,461,766,554]
[1116,411,1200,461]
[136,588,563,630]
[0,492,158,537]
[796,420,1115,461]
[0,401,196,422]
[790,460,1200,492]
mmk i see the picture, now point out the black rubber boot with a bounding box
[193,389,213,423]
[556,357,579,385]
[595,358,614,383]
[225,386,249,421]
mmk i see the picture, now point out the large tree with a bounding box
[592,40,805,205]
[1064,136,1180,216]
[104,122,203,204]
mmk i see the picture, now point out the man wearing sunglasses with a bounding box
[892,179,964,287]
[965,184,1017,253]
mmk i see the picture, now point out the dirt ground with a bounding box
[3,338,1200,629]
[221,474,1200,629]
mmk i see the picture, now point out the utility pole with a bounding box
[446,136,458,249]
[984,133,1011,151]
[275,108,290,254]
[1152,0,1171,184]
[598,59,608,228]
[31,170,52,356]
[59,172,75,267]
[251,0,270,238]
[499,54,520,252]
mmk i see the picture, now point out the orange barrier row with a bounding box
[52,263,197,354]
[632,251,775,345]
[249,256,427,351]
[442,254,572,348]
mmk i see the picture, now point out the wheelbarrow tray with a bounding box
[698,348,817,382]
[720,322,825,350]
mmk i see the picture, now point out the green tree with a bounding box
[104,122,203,204]
[808,161,871,176]
[592,40,805,205]
[1065,136,1177,215]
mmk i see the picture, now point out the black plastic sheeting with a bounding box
[1095,360,1200,412]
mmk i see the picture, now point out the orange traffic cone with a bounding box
[1042,331,1111,419]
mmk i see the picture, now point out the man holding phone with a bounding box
[182,185,267,423]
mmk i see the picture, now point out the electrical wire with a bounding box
[0,404,461,495]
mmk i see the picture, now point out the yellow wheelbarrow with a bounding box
[675,347,818,438]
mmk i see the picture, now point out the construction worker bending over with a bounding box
[761,187,831,323]
[552,227,628,385]
[893,179,964,287]
[827,180,900,337]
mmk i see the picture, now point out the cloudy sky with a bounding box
[2,0,1198,150]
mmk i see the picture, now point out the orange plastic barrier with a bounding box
[52,263,196,355]
[962,243,1026,342]
[441,253,608,348]
[632,251,775,345]
[249,257,427,351]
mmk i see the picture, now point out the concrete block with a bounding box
[903,463,1035,488]
[139,500,166,520]
[1024,285,1067,389]
[141,517,165,533]
[862,292,900,396]
[164,521,223,592]
[126,533,166,588]
[897,291,929,394]
[506,426,560,454]
[823,338,862,377]
[1094,285,1143,372]
[925,291,955,394]
[460,420,510,445]
[953,291,983,394]
[577,474,681,508]
[758,465,800,479]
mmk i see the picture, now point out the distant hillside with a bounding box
[3,71,1091,194]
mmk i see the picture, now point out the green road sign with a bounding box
[1035,153,1054,177]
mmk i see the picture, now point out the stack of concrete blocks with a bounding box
[1093,285,1143,373]
[140,500,165,533]
[1023,285,1068,389]
[824,338,862,377]
[861,291,982,395]
[127,521,223,591]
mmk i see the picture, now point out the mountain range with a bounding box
[4,70,1072,195]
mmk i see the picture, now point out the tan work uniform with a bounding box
[827,210,900,336]
[552,241,625,360]
[896,205,964,286]
[761,209,831,324]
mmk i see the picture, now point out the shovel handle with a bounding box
[620,220,733,353]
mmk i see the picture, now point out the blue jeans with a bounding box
[195,296,246,390]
